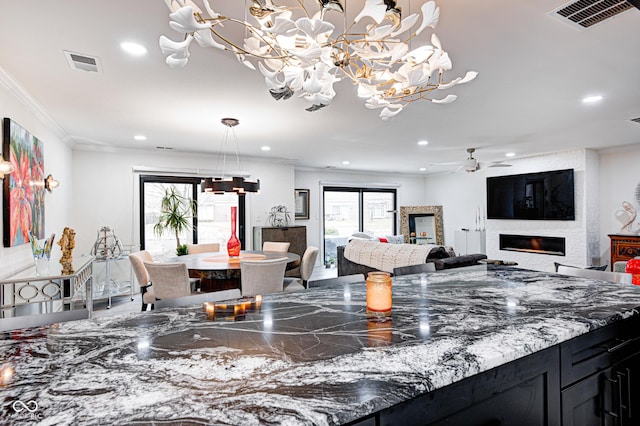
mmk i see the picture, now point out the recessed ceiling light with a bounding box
[261,146,271,151]
[134,135,147,141]
[121,42,148,56]
[505,152,515,157]
[417,140,429,146]
[582,95,603,104]
[342,160,350,165]
[419,167,426,171]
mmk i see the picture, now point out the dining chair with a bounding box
[128,250,157,311]
[284,245,319,290]
[240,257,288,297]
[307,273,365,288]
[186,243,220,254]
[262,241,290,253]
[393,262,436,276]
[557,265,633,284]
[143,261,194,301]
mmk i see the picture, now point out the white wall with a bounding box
[71,147,295,255]
[294,169,427,262]
[0,70,73,277]
[426,149,600,272]
[424,170,486,245]
[598,146,640,265]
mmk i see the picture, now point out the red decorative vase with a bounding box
[625,258,640,286]
[227,206,241,257]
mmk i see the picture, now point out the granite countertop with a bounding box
[1,265,640,425]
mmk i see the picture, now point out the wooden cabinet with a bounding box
[609,234,640,268]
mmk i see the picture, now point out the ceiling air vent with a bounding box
[550,0,634,29]
[64,50,101,73]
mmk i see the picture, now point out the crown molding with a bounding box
[0,66,71,145]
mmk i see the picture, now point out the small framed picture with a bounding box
[295,189,309,220]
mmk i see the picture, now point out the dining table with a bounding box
[165,250,301,292]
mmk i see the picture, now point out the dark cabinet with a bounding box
[349,315,640,425]
[561,314,640,426]
[562,352,639,425]
[253,226,307,275]
[378,345,561,425]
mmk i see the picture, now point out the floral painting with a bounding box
[3,118,45,247]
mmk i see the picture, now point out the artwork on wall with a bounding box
[295,189,309,220]
[3,118,45,247]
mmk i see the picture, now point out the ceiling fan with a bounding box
[430,148,512,173]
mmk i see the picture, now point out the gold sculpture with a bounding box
[58,227,76,274]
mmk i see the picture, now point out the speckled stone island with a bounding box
[1,265,640,425]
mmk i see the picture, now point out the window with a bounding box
[139,176,245,255]
[322,186,396,263]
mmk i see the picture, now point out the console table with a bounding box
[608,234,640,268]
[0,256,94,331]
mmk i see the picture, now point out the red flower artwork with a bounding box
[3,119,44,247]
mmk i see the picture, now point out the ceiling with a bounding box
[0,0,639,175]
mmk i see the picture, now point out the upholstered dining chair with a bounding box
[186,243,220,254]
[284,246,319,290]
[262,241,290,253]
[307,274,365,288]
[128,250,156,311]
[556,265,633,284]
[143,261,194,301]
[240,257,288,297]
[393,262,437,276]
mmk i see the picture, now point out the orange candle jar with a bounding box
[366,272,392,320]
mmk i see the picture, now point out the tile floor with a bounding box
[92,264,338,318]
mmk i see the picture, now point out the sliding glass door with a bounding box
[140,176,244,256]
[323,187,396,264]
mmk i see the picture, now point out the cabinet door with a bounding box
[561,353,639,426]
[562,369,613,426]
[615,352,639,426]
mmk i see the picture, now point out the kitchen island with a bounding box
[1,265,639,425]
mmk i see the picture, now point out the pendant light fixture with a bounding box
[202,118,260,194]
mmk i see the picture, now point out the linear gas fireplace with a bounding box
[499,234,566,256]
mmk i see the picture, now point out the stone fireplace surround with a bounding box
[484,150,600,272]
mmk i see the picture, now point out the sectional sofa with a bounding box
[337,240,487,277]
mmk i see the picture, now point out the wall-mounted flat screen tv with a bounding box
[486,169,575,220]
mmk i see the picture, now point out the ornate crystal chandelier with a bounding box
[160,0,477,120]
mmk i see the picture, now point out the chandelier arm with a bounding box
[193,11,293,61]
[295,0,311,18]
[208,27,288,60]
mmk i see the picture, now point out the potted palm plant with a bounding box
[153,186,196,255]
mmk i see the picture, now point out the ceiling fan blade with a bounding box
[428,161,467,167]
[488,162,512,168]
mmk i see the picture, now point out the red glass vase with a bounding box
[227,206,241,257]
[625,258,640,286]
